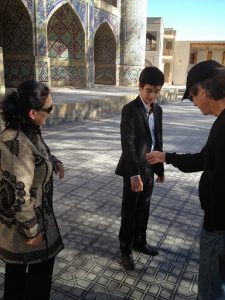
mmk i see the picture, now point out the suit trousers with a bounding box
[119,168,154,254]
[4,257,55,300]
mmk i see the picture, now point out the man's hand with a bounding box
[54,162,64,179]
[146,151,166,164]
[131,175,143,192]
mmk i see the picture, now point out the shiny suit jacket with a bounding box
[115,96,164,178]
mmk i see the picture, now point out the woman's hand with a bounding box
[156,175,165,183]
[146,151,166,164]
[54,162,64,179]
[26,232,43,247]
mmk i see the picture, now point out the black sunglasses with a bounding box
[35,105,53,114]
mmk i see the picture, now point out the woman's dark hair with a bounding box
[1,80,50,131]
[139,67,164,88]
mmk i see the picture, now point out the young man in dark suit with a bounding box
[115,67,165,270]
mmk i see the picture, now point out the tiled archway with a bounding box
[94,22,116,85]
[0,0,34,87]
[47,3,85,86]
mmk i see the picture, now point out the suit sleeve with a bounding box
[120,105,140,177]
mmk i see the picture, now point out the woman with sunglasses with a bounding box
[0,80,64,300]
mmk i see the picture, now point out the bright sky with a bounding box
[147,0,225,41]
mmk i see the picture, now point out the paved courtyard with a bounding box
[0,100,215,299]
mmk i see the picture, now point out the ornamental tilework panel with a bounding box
[70,0,87,28]
[94,23,116,64]
[2,0,34,86]
[119,67,142,85]
[4,59,34,82]
[94,23,116,84]
[46,0,62,16]
[38,61,49,82]
[37,0,45,25]
[50,66,85,81]
[120,0,146,66]
[48,4,84,60]
[46,0,87,28]
[94,8,118,37]
[38,34,47,56]
[2,0,33,53]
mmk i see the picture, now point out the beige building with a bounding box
[146,18,225,86]
[145,17,176,85]
[173,41,225,85]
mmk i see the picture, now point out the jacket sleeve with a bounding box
[152,105,164,177]
[120,105,140,177]
[0,136,42,238]
[165,147,204,173]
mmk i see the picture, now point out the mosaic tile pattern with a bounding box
[46,0,62,16]
[119,0,147,84]
[119,66,142,85]
[50,65,85,81]
[4,59,34,83]
[94,8,118,36]
[121,0,146,66]
[94,22,116,84]
[46,0,87,28]
[1,0,147,88]
[37,0,45,26]
[38,34,47,56]
[38,61,49,82]
[48,4,84,59]
[71,0,88,28]
[3,0,33,53]
[2,0,34,85]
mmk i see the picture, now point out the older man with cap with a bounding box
[146,60,225,300]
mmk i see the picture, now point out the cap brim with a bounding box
[182,89,189,100]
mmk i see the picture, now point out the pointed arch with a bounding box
[0,0,34,87]
[94,22,116,85]
[46,0,85,32]
[47,3,86,87]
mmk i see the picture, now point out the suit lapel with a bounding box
[135,96,150,130]
[153,105,160,143]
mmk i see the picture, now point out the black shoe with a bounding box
[120,254,135,270]
[133,243,158,256]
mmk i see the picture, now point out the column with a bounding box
[118,0,147,86]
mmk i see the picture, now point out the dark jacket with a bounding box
[165,109,225,231]
[115,96,164,178]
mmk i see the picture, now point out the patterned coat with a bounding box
[0,128,64,264]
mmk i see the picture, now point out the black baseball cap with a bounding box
[183,60,225,100]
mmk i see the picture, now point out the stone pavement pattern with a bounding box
[0,101,215,299]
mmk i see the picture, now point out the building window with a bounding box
[222,52,225,65]
[146,32,157,51]
[207,51,212,60]
[190,52,197,64]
